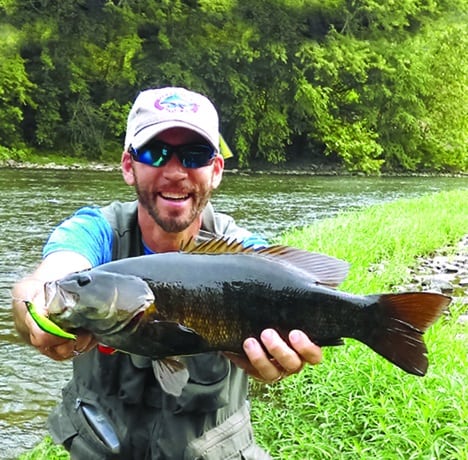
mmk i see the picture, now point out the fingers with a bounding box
[39,334,97,361]
[243,337,287,383]
[29,322,96,361]
[71,332,98,357]
[15,274,97,361]
[243,330,300,383]
[39,340,76,361]
[288,329,322,365]
[22,294,97,361]
[240,329,322,384]
[223,352,260,379]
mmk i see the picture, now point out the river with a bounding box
[0,168,466,458]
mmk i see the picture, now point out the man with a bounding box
[12,87,322,459]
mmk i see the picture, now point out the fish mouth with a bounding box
[45,281,78,317]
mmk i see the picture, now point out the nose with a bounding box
[161,153,188,180]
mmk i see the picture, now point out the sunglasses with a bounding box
[129,140,217,169]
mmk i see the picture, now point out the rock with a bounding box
[457,314,468,325]
[397,234,468,300]
[418,274,454,293]
[443,263,462,273]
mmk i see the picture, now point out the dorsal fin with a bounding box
[180,237,256,254]
[256,245,349,287]
[181,236,349,288]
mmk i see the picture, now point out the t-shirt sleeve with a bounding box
[42,207,113,267]
[240,233,268,249]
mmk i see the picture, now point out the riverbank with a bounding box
[2,158,467,177]
[402,233,468,325]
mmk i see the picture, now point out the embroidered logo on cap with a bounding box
[154,93,199,113]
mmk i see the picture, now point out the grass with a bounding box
[278,189,468,294]
[251,188,468,459]
[20,189,468,459]
[18,437,68,460]
[251,299,467,459]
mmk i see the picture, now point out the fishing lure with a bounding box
[25,300,76,340]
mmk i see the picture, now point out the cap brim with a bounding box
[131,120,219,151]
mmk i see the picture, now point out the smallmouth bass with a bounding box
[43,238,450,387]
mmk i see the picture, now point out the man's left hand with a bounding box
[225,329,322,383]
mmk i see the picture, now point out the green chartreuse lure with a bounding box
[25,300,76,340]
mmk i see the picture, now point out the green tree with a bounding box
[0,22,35,159]
[0,0,466,172]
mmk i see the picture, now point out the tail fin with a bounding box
[362,292,451,376]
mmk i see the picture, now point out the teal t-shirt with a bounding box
[43,206,267,266]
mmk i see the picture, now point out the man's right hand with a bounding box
[28,317,97,361]
[11,251,97,360]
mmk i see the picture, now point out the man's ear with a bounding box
[211,155,224,190]
[121,150,135,186]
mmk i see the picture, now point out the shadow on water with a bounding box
[0,168,466,458]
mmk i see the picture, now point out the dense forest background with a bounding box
[0,0,466,173]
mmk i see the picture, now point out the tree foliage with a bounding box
[0,0,466,172]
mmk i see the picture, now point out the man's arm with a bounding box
[12,251,97,361]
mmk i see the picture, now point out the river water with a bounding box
[0,168,466,458]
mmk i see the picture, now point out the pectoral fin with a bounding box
[148,321,210,396]
[152,358,189,397]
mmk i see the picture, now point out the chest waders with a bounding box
[47,201,271,460]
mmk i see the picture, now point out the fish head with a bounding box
[45,270,155,335]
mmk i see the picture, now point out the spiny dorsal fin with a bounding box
[181,236,349,288]
[180,237,257,254]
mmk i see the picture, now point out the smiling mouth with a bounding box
[159,192,190,201]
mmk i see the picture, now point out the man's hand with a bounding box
[28,317,96,361]
[225,329,322,383]
[16,281,96,361]
[11,251,97,361]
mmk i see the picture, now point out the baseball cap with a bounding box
[124,87,220,153]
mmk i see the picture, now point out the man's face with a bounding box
[128,128,223,233]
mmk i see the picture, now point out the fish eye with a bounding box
[77,275,92,287]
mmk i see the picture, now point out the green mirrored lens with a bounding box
[131,141,215,168]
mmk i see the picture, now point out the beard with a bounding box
[133,173,213,234]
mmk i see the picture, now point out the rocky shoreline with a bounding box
[400,234,468,325]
